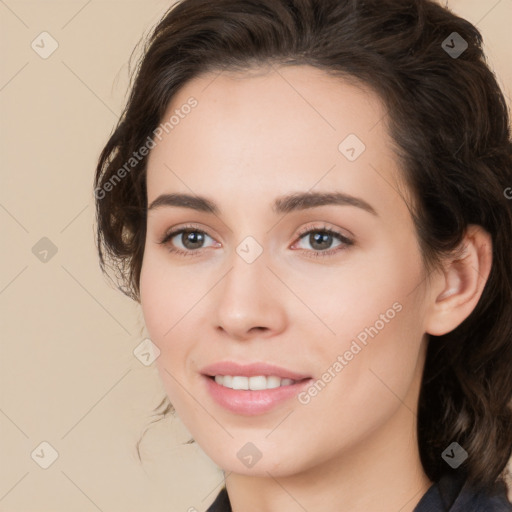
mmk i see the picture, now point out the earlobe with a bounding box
[425,225,493,336]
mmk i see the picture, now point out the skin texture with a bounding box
[139,65,492,512]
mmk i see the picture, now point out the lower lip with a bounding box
[203,375,313,416]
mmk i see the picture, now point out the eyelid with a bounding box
[290,223,354,255]
[293,222,353,242]
[158,222,354,257]
[159,223,217,244]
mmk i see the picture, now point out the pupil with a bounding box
[311,232,332,250]
[183,230,204,249]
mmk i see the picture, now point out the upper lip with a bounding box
[200,361,311,380]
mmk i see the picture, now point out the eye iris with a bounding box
[310,231,333,250]
[182,230,204,249]
[174,230,338,251]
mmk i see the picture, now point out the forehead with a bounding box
[146,65,405,215]
[159,64,387,151]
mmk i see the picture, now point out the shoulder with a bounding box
[461,480,512,512]
[414,471,512,512]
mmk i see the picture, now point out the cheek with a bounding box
[139,251,190,368]
[139,258,170,343]
[294,246,424,349]
[139,248,200,343]
[139,249,217,397]
[291,301,425,459]
[298,243,427,412]
[139,257,192,405]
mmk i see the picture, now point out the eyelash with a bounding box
[158,223,354,259]
[295,224,354,258]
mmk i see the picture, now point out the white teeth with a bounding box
[232,376,249,390]
[213,375,297,390]
[266,376,281,389]
[247,376,266,390]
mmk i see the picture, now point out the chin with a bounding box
[204,443,306,478]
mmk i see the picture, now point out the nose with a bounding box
[212,251,288,341]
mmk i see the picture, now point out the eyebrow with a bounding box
[147,191,377,216]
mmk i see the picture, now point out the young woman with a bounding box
[94,0,512,510]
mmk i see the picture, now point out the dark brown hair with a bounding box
[94,0,512,492]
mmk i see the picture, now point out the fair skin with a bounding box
[139,65,492,512]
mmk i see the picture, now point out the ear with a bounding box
[425,225,493,336]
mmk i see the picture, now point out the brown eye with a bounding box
[308,231,336,251]
[290,225,354,259]
[159,226,219,256]
[179,230,206,250]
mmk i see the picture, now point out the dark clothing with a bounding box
[206,486,231,512]
[413,472,511,512]
[206,471,512,511]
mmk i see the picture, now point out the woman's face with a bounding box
[140,65,432,477]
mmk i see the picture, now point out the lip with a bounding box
[200,361,311,380]
[200,361,313,416]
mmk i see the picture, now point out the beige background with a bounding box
[1,1,511,510]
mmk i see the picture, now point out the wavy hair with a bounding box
[94,0,512,491]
